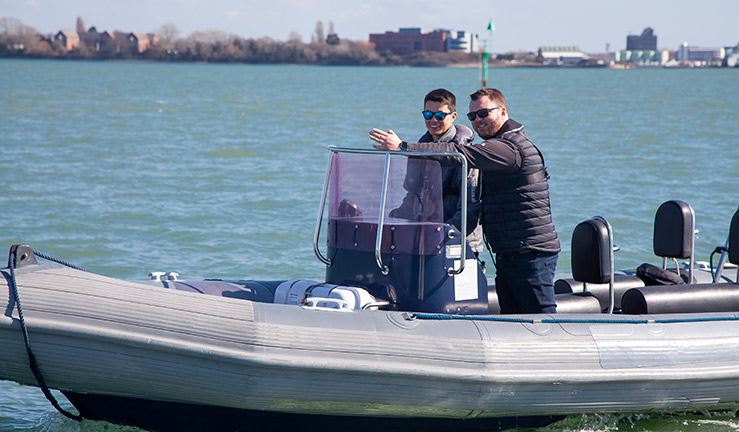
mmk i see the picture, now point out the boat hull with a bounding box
[3,264,739,428]
[63,391,564,432]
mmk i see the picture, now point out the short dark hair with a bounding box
[424,88,456,112]
[470,88,506,108]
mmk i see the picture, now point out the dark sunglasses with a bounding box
[466,106,501,121]
[422,110,454,121]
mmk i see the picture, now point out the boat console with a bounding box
[314,146,488,314]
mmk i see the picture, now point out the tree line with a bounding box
[0,17,479,67]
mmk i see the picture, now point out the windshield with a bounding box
[328,153,443,224]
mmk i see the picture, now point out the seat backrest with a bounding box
[653,200,694,259]
[572,218,612,284]
[729,209,739,265]
[653,200,695,282]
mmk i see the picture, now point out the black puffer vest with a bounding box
[480,120,560,255]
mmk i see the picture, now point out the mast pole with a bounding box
[481,19,494,87]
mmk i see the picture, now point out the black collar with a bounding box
[492,119,523,139]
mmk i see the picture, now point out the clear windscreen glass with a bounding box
[328,153,443,224]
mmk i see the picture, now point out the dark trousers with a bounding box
[494,251,558,314]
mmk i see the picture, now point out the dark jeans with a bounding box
[494,251,558,314]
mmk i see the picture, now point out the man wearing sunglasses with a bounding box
[370,88,559,315]
[370,88,484,260]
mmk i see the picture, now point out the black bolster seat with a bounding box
[622,283,739,314]
[555,275,644,312]
[651,200,695,283]
[553,217,616,314]
[622,207,739,314]
[571,218,612,285]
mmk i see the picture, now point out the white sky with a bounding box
[3,0,737,53]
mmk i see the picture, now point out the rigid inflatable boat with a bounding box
[2,146,739,432]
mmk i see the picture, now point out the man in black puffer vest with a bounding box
[371,88,559,314]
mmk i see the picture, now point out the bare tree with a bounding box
[189,30,232,45]
[158,23,181,49]
[0,17,24,35]
[76,16,85,33]
[288,31,302,43]
[0,18,40,51]
[159,23,180,42]
[312,21,324,44]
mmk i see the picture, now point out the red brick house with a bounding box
[54,30,80,50]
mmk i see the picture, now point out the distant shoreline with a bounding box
[1,54,733,69]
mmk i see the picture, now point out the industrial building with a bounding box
[612,50,669,65]
[537,46,585,65]
[627,28,657,51]
[678,42,726,65]
[614,27,666,65]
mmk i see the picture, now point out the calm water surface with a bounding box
[0,59,738,431]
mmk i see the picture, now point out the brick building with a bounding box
[370,28,446,55]
[369,28,478,55]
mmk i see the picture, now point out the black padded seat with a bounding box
[571,218,612,285]
[565,216,618,313]
[623,207,739,315]
[622,283,739,314]
[730,209,739,266]
[555,275,644,311]
[647,200,696,284]
[654,200,694,260]
[488,284,603,314]
[555,292,602,313]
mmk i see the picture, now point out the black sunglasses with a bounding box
[466,106,501,121]
[422,110,454,121]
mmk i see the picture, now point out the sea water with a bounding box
[0,59,737,431]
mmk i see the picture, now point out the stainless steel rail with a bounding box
[592,216,616,314]
[313,145,469,276]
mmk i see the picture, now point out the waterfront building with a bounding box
[678,42,725,65]
[724,44,739,67]
[53,28,158,54]
[369,28,478,55]
[612,49,669,65]
[54,30,80,51]
[444,30,478,53]
[627,28,658,51]
[537,46,585,65]
[126,32,158,52]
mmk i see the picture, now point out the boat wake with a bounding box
[541,411,739,432]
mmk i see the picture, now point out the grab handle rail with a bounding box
[314,146,469,276]
[593,216,616,314]
[313,153,335,266]
[712,205,739,283]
